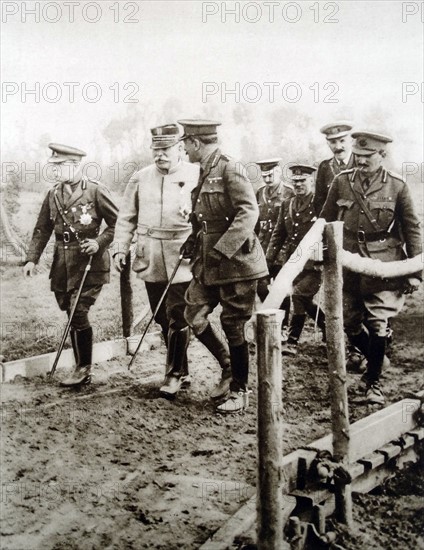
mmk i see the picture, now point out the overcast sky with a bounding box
[2,0,423,167]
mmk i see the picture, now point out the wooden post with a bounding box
[120,251,133,337]
[256,310,287,550]
[323,222,353,527]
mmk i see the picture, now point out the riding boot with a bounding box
[159,327,190,396]
[196,324,232,399]
[216,342,250,413]
[61,327,93,387]
[365,335,386,384]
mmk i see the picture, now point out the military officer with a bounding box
[267,164,326,355]
[314,121,364,368]
[314,121,355,214]
[179,119,268,413]
[23,143,118,386]
[255,158,293,338]
[321,131,422,405]
[112,124,200,397]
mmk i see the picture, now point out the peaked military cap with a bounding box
[289,164,317,181]
[256,158,281,176]
[320,121,353,139]
[48,143,87,163]
[351,131,393,156]
[150,124,180,149]
[177,119,221,140]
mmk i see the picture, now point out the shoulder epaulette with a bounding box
[340,168,354,175]
[386,169,405,183]
[219,153,231,162]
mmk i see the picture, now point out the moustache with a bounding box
[335,149,345,154]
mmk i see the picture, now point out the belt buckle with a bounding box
[202,221,208,234]
[63,231,70,243]
[357,230,365,244]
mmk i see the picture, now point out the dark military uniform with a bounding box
[321,158,422,395]
[182,142,268,397]
[267,191,325,346]
[27,176,118,305]
[314,154,355,214]
[26,172,118,386]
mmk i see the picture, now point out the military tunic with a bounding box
[267,192,322,311]
[112,161,199,284]
[184,149,268,347]
[112,160,199,335]
[321,167,422,336]
[256,182,294,254]
[26,176,118,292]
[314,154,355,214]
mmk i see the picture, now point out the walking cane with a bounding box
[48,256,93,379]
[128,254,184,370]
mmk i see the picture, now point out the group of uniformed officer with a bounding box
[24,119,422,410]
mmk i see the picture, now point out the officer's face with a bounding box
[293,177,313,196]
[153,143,181,172]
[263,165,282,185]
[182,138,201,163]
[327,136,352,160]
[355,151,383,176]
[49,161,81,183]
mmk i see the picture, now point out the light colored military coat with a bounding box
[26,177,118,292]
[112,161,199,284]
[188,149,268,286]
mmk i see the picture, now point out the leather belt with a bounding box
[137,224,189,240]
[201,220,231,234]
[55,230,98,243]
[345,228,390,244]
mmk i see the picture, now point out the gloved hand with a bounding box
[180,238,195,260]
[113,252,127,272]
[80,238,99,255]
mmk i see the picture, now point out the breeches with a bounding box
[343,289,405,338]
[145,281,190,338]
[55,284,103,330]
[184,278,257,347]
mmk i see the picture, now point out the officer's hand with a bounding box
[23,262,35,277]
[208,249,223,267]
[80,239,99,256]
[180,239,194,260]
[404,276,421,294]
[113,252,127,272]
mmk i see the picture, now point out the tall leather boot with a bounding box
[346,329,369,373]
[61,327,93,387]
[216,342,250,414]
[159,327,190,397]
[364,335,386,405]
[282,314,306,356]
[196,324,232,399]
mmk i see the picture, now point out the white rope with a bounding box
[341,250,422,278]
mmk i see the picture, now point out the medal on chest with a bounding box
[79,203,93,225]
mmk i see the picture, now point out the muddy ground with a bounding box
[1,293,423,549]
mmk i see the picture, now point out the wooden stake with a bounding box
[120,251,133,337]
[256,310,288,549]
[323,222,353,527]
